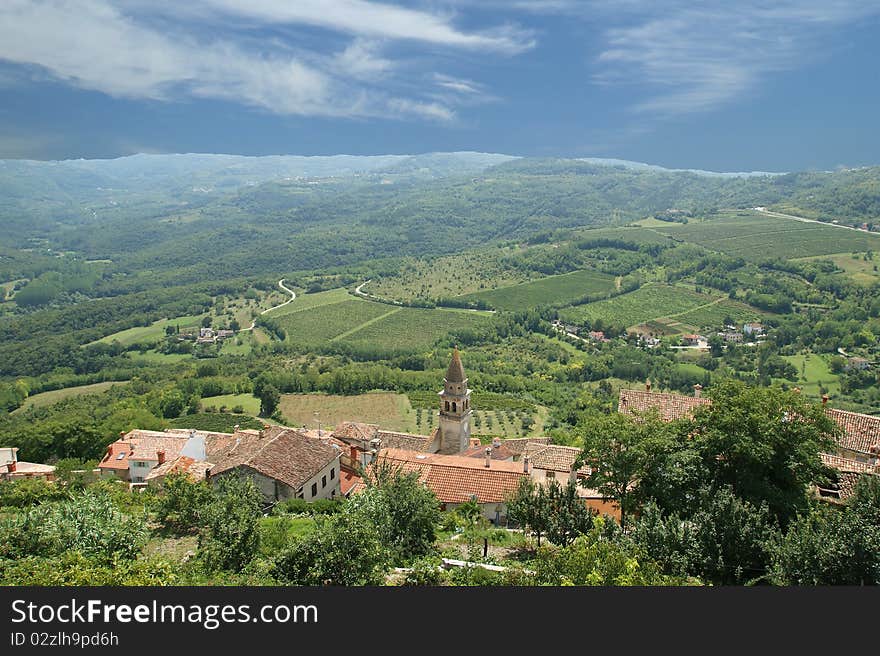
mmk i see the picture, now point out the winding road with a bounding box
[752,208,870,233]
[242,279,296,331]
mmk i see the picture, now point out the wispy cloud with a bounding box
[0,0,533,123]
[590,1,880,116]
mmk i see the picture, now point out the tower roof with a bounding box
[445,348,466,383]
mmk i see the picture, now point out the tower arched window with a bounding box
[445,401,450,411]
[452,402,457,412]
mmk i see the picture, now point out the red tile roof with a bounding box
[497,437,551,456]
[209,427,340,490]
[824,408,880,456]
[376,448,526,504]
[618,388,710,421]
[523,443,590,475]
[820,452,876,474]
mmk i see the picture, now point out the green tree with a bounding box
[349,460,441,563]
[690,380,837,525]
[577,412,669,530]
[272,514,387,585]
[198,474,262,572]
[770,476,880,585]
[507,478,551,546]
[154,472,214,535]
[546,480,596,547]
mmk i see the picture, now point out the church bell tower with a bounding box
[437,347,472,454]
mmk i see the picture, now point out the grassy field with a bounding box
[558,283,717,328]
[278,392,418,433]
[201,393,261,414]
[95,314,205,346]
[654,210,880,260]
[794,252,880,285]
[167,413,266,432]
[459,269,616,311]
[781,353,841,396]
[13,381,129,414]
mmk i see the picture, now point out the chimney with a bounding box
[646,379,652,393]
[793,386,801,394]
[569,464,578,485]
[523,455,530,474]
[693,384,703,398]
[492,437,501,449]
[7,461,16,473]
[233,424,240,432]
[119,431,126,439]
[157,450,166,465]
[350,445,358,467]
[129,442,135,454]
[821,394,829,406]
[485,447,492,468]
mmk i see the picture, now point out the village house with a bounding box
[720,331,743,344]
[0,447,55,481]
[845,356,871,372]
[207,426,341,503]
[743,322,764,337]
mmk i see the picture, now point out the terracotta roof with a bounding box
[824,408,880,455]
[339,468,362,496]
[376,430,432,452]
[460,444,517,461]
[445,348,466,383]
[99,441,132,470]
[618,388,710,421]
[145,456,213,482]
[332,422,380,442]
[376,448,526,504]
[523,443,590,475]
[498,437,551,456]
[208,428,340,490]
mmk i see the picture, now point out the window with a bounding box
[330,468,335,480]
[445,401,450,411]
[452,402,457,412]
[311,482,317,497]
[322,475,327,488]
[546,471,556,479]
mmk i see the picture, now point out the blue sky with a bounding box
[1,0,879,171]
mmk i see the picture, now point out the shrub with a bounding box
[198,474,262,573]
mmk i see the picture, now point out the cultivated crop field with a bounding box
[655,210,880,260]
[558,283,716,328]
[277,298,393,346]
[269,287,351,317]
[278,392,417,433]
[341,306,494,353]
[200,393,261,414]
[459,269,616,311]
[672,299,768,330]
[794,252,880,285]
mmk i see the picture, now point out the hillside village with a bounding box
[5,349,877,519]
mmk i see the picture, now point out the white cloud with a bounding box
[0,0,532,122]
[188,0,535,54]
[590,1,880,116]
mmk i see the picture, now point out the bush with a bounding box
[402,558,448,586]
[0,478,67,508]
[198,474,262,573]
[272,514,387,585]
[153,472,213,535]
[0,491,148,564]
[272,497,343,516]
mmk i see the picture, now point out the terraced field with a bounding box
[459,269,616,311]
[269,287,351,317]
[672,299,769,330]
[654,210,880,260]
[558,284,716,328]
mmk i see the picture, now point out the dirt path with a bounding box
[242,279,296,331]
